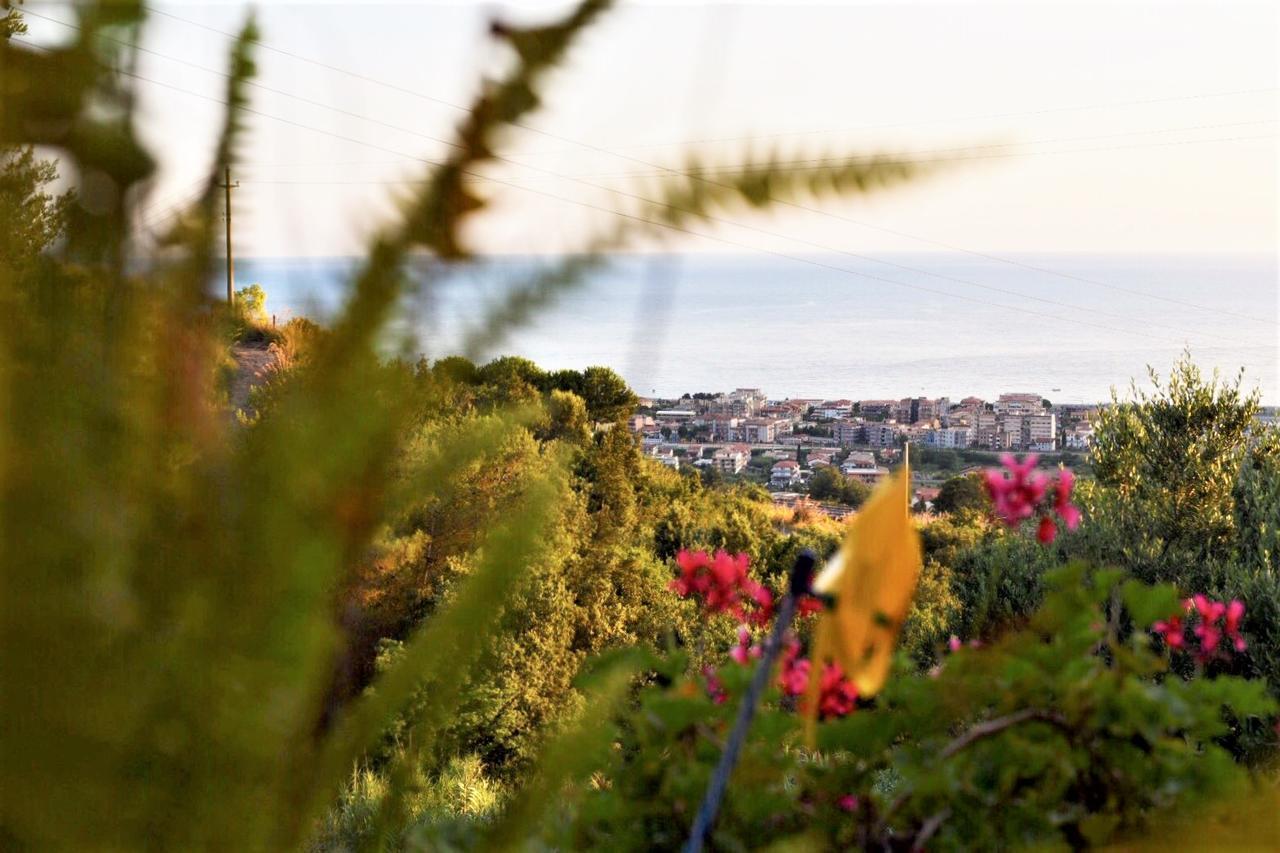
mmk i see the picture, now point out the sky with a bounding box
[22,1,1280,259]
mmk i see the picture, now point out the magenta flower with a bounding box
[777,641,810,697]
[1226,600,1247,651]
[730,626,762,665]
[1054,468,1082,531]
[985,456,1083,546]
[1156,595,1247,663]
[816,663,859,719]
[984,454,1047,525]
[837,794,860,813]
[703,666,727,705]
[1036,515,1058,544]
[670,550,773,625]
[1152,615,1185,650]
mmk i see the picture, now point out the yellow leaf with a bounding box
[808,460,922,713]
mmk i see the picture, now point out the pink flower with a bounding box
[1037,515,1058,544]
[1195,622,1222,657]
[948,635,962,653]
[1191,594,1226,624]
[730,626,762,665]
[984,454,1048,526]
[816,663,859,719]
[742,579,775,627]
[1152,615,1186,649]
[1054,469,1082,531]
[703,666,727,705]
[1225,600,1247,651]
[777,641,810,697]
[837,794,860,813]
[671,550,773,625]
[797,595,825,618]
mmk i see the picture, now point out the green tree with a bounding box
[0,146,73,273]
[1089,354,1260,583]
[234,282,267,317]
[934,473,988,514]
[839,477,872,507]
[807,466,844,501]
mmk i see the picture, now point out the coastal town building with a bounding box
[842,464,889,486]
[833,419,863,447]
[711,445,749,474]
[858,400,896,419]
[994,392,1044,416]
[924,427,970,449]
[770,459,801,487]
[1023,413,1058,451]
[814,399,854,419]
[862,423,899,448]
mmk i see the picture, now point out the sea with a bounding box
[233,253,1279,405]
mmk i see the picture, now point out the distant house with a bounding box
[841,463,888,485]
[814,399,854,420]
[770,459,802,487]
[712,446,749,474]
[807,450,836,468]
[844,450,876,468]
[914,487,942,509]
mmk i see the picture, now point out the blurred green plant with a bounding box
[0,0,944,848]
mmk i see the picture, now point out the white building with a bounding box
[770,459,802,487]
[814,399,854,420]
[712,445,749,474]
[925,427,970,449]
[1023,413,1058,451]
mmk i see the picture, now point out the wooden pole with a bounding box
[222,166,237,304]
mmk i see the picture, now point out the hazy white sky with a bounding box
[26,1,1280,257]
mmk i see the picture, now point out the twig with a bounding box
[940,708,1069,759]
[913,807,952,850]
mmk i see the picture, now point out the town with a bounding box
[626,388,1103,516]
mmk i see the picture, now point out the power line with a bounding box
[538,87,1280,152]
[234,131,1277,182]
[13,32,1273,358]
[127,9,1280,329]
[148,6,1277,152]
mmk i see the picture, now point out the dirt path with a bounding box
[229,343,278,415]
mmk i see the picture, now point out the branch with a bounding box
[913,807,952,849]
[940,708,1069,759]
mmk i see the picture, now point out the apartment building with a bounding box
[712,445,749,474]
[994,392,1044,416]
[925,427,970,449]
[863,423,899,448]
[833,419,864,447]
[1023,413,1057,451]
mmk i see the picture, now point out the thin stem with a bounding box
[940,708,1069,759]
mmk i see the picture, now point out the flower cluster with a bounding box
[673,550,856,719]
[983,454,1081,544]
[670,549,774,625]
[777,640,859,719]
[1153,594,1246,663]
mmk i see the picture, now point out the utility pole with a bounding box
[218,166,239,304]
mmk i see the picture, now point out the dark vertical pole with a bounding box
[224,166,235,304]
[684,550,816,853]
